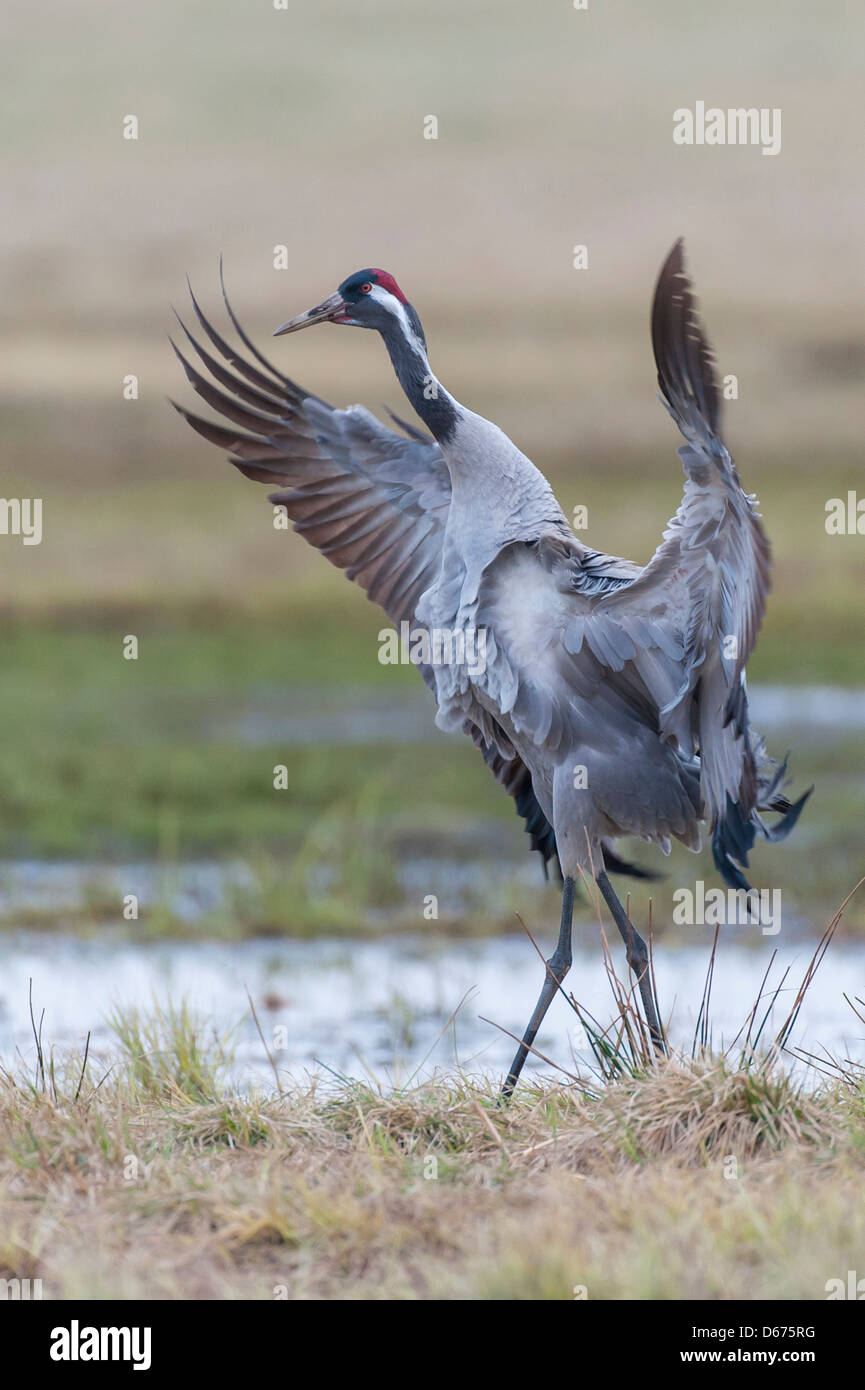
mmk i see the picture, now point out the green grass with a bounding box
[0,612,862,934]
[106,999,232,1103]
[0,619,481,856]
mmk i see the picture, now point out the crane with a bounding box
[172,240,809,1096]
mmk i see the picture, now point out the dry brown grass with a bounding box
[1,1024,863,1300]
[2,890,863,1301]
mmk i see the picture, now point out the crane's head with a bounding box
[273,269,425,345]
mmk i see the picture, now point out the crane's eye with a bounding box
[360,282,372,293]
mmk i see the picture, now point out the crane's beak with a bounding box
[273,292,351,336]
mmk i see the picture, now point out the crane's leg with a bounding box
[596,868,665,1053]
[501,875,576,1100]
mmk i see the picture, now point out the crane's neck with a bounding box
[378,305,571,573]
[380,311,461,445]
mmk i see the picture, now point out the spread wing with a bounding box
[471,241,807,885]
[171,274,597,876]
[598,238,774,879]
[170,280,449,625]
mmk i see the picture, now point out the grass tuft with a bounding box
[106,999,232,1104]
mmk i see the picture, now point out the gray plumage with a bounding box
[172,242,810,1092]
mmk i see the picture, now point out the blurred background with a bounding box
[0,0,862,1075]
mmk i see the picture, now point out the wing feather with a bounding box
[173,279,573,876]
[466,242,800,885]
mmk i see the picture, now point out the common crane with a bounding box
[172,241,809,1095]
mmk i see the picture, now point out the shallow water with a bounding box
[0,683,860,1089]
[219,683,865,746]
[1,930,862,1089]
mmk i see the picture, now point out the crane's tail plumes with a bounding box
[712,737,813,891]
